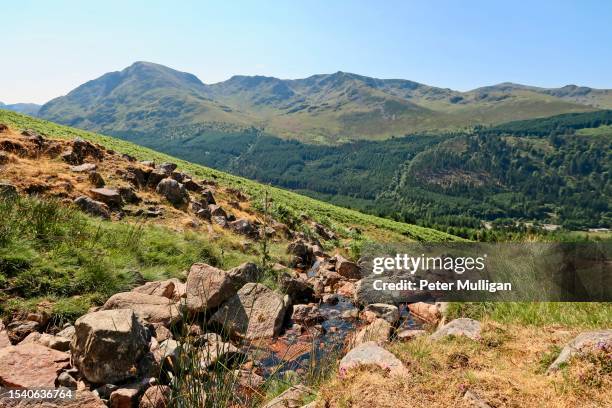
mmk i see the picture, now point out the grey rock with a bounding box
[156,178,188,205]
[430,318,481,341]
[547,329,612,373]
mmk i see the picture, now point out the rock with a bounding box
[152,324,173,342]
[141,160,156,168]
[262,384,315,408]
[201,189,216,205]
[5,320,39,344]
[333,254,361,279]
[182,178,201,192]
[364,303,400,324]
[19,332,71,351]
[146,168,168,188]
[73,137,103,161]
[0,322,11,348]
[408,302,441,325]
[354,318,392,346]
[463,390,493,408]
[0,182,18,198]
[132,279,178,299]
[227,262,260,289]
[157,162,177,175]
[0,390,106,407]
[101,292,180,326]
[199,333,241,367]
[71,309,150,384]
[0,343,70,387]
[339,341,408,377]
[139,385,171,408]
[396,329,427,341]
[212,215,228,227]
[88,171,105,187]
[233,369,265,393]
[118,186,141,204]
[56,324,76,340]
[287,240,314,268]
[70,163,97,172]
[195,207,211,220]
[74,195,110,219]
[228,218,259,239]
[546,329,612,373]
[185,263,235,313]
[430,318,481,341]
[291,304,323,325]
[211,283,289,339]
[0,123,8,132]
[337,281,356,298]
[208,204,227,217]
[153,339,180,368]
[90,187,122,207]
[57,370,78,388]
[156,178,188,205]
[109,386,140,408]
[280,273,315,303]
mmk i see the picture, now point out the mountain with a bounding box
[0,101,41,116]
[38,62,612,144]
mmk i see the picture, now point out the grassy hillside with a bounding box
[37,62,607,144]
[0,109,455,243]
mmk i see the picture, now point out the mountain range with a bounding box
[37,61,612,144]
[0,101,41,116]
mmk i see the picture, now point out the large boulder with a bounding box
[101,292,180,326]
[333,254,361,279]
[74,196,110,219]
[156,178,188,205]
[132,279,183,300]
[211,283,289,339]
[430,318,481,341]
[0,343,70,387]
[71,309,150,384]
[339,341,408,377]
[279,273,314,303]
[547,329,612,373]
[185,263,236,313]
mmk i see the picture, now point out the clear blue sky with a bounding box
[2,0,611,104]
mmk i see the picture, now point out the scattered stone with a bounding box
[364,303,400,324]
[547,329,612,373]
[354,318,392,346]
[90,187,122,207]
[430,318,481,341]
[313,223,336,241]
[396,329,427,341]
[0,343,70,387]
[333,254,361,279]
[200,189,216,205]
[212,215,228,227]
[109,386,140,408]
[228,218,259,239]
[199,333,241,367]
[70,163,97,172]
[195,207,212,220]
[139,385,171,408]
[141,160,155,168]
[182,178,201,192]
[339,341,408,377]
[101,292,180,326]
[185,263,236,313]
[157,162,177,175]
[211,283,289,339]
[291,304,323,325]
[88,171,105,187]
[287,240,314,268]
[208,204,227,217]
[156,178,188,205]
[262,384,315,408]
[5,320,39,344]
[74,195,110,219]
[71,309,150,384]
[19,332,71,351]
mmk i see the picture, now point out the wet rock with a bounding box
[354,318,392,346]
[333,254,361,279]
[90,187,122,208]
[139,385,171,408]
[211,283,289,339]
[228,218,259,239]
[71,309,150,384]
[70,163,97,172]
[280,273,315,303]
[185,263,235,313]
[364,303,399,324]
[291,304,323,325]
[5,320,39,344]
[339,341,408,377]
[119,186,141,204]
[262,384,315,408]
[408,302,441,325]
[156,178,188,205]
[547,329,612,373]
[430,318,481,341]
[0,343,70,387]
[101,292,180,326]
[227,262,260,289]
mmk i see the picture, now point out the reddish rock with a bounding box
[0,343,69,387]
[90,187,122,207]
[333,254,361,279]
[185,263,235,313]
[0,322,11,349]
[139,385,171,408]
[408,302,441,325]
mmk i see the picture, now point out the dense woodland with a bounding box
[113,111,612,236]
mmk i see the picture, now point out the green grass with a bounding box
[0,109,457,243]
[0,195,248,321]
[447,302,612,328]
[577,124,612,137]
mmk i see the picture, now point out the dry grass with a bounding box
[317,321,611,407]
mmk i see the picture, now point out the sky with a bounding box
[2,0,611,104]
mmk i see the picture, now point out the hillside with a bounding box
[37,61,610,144]
[0,101,41,116]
